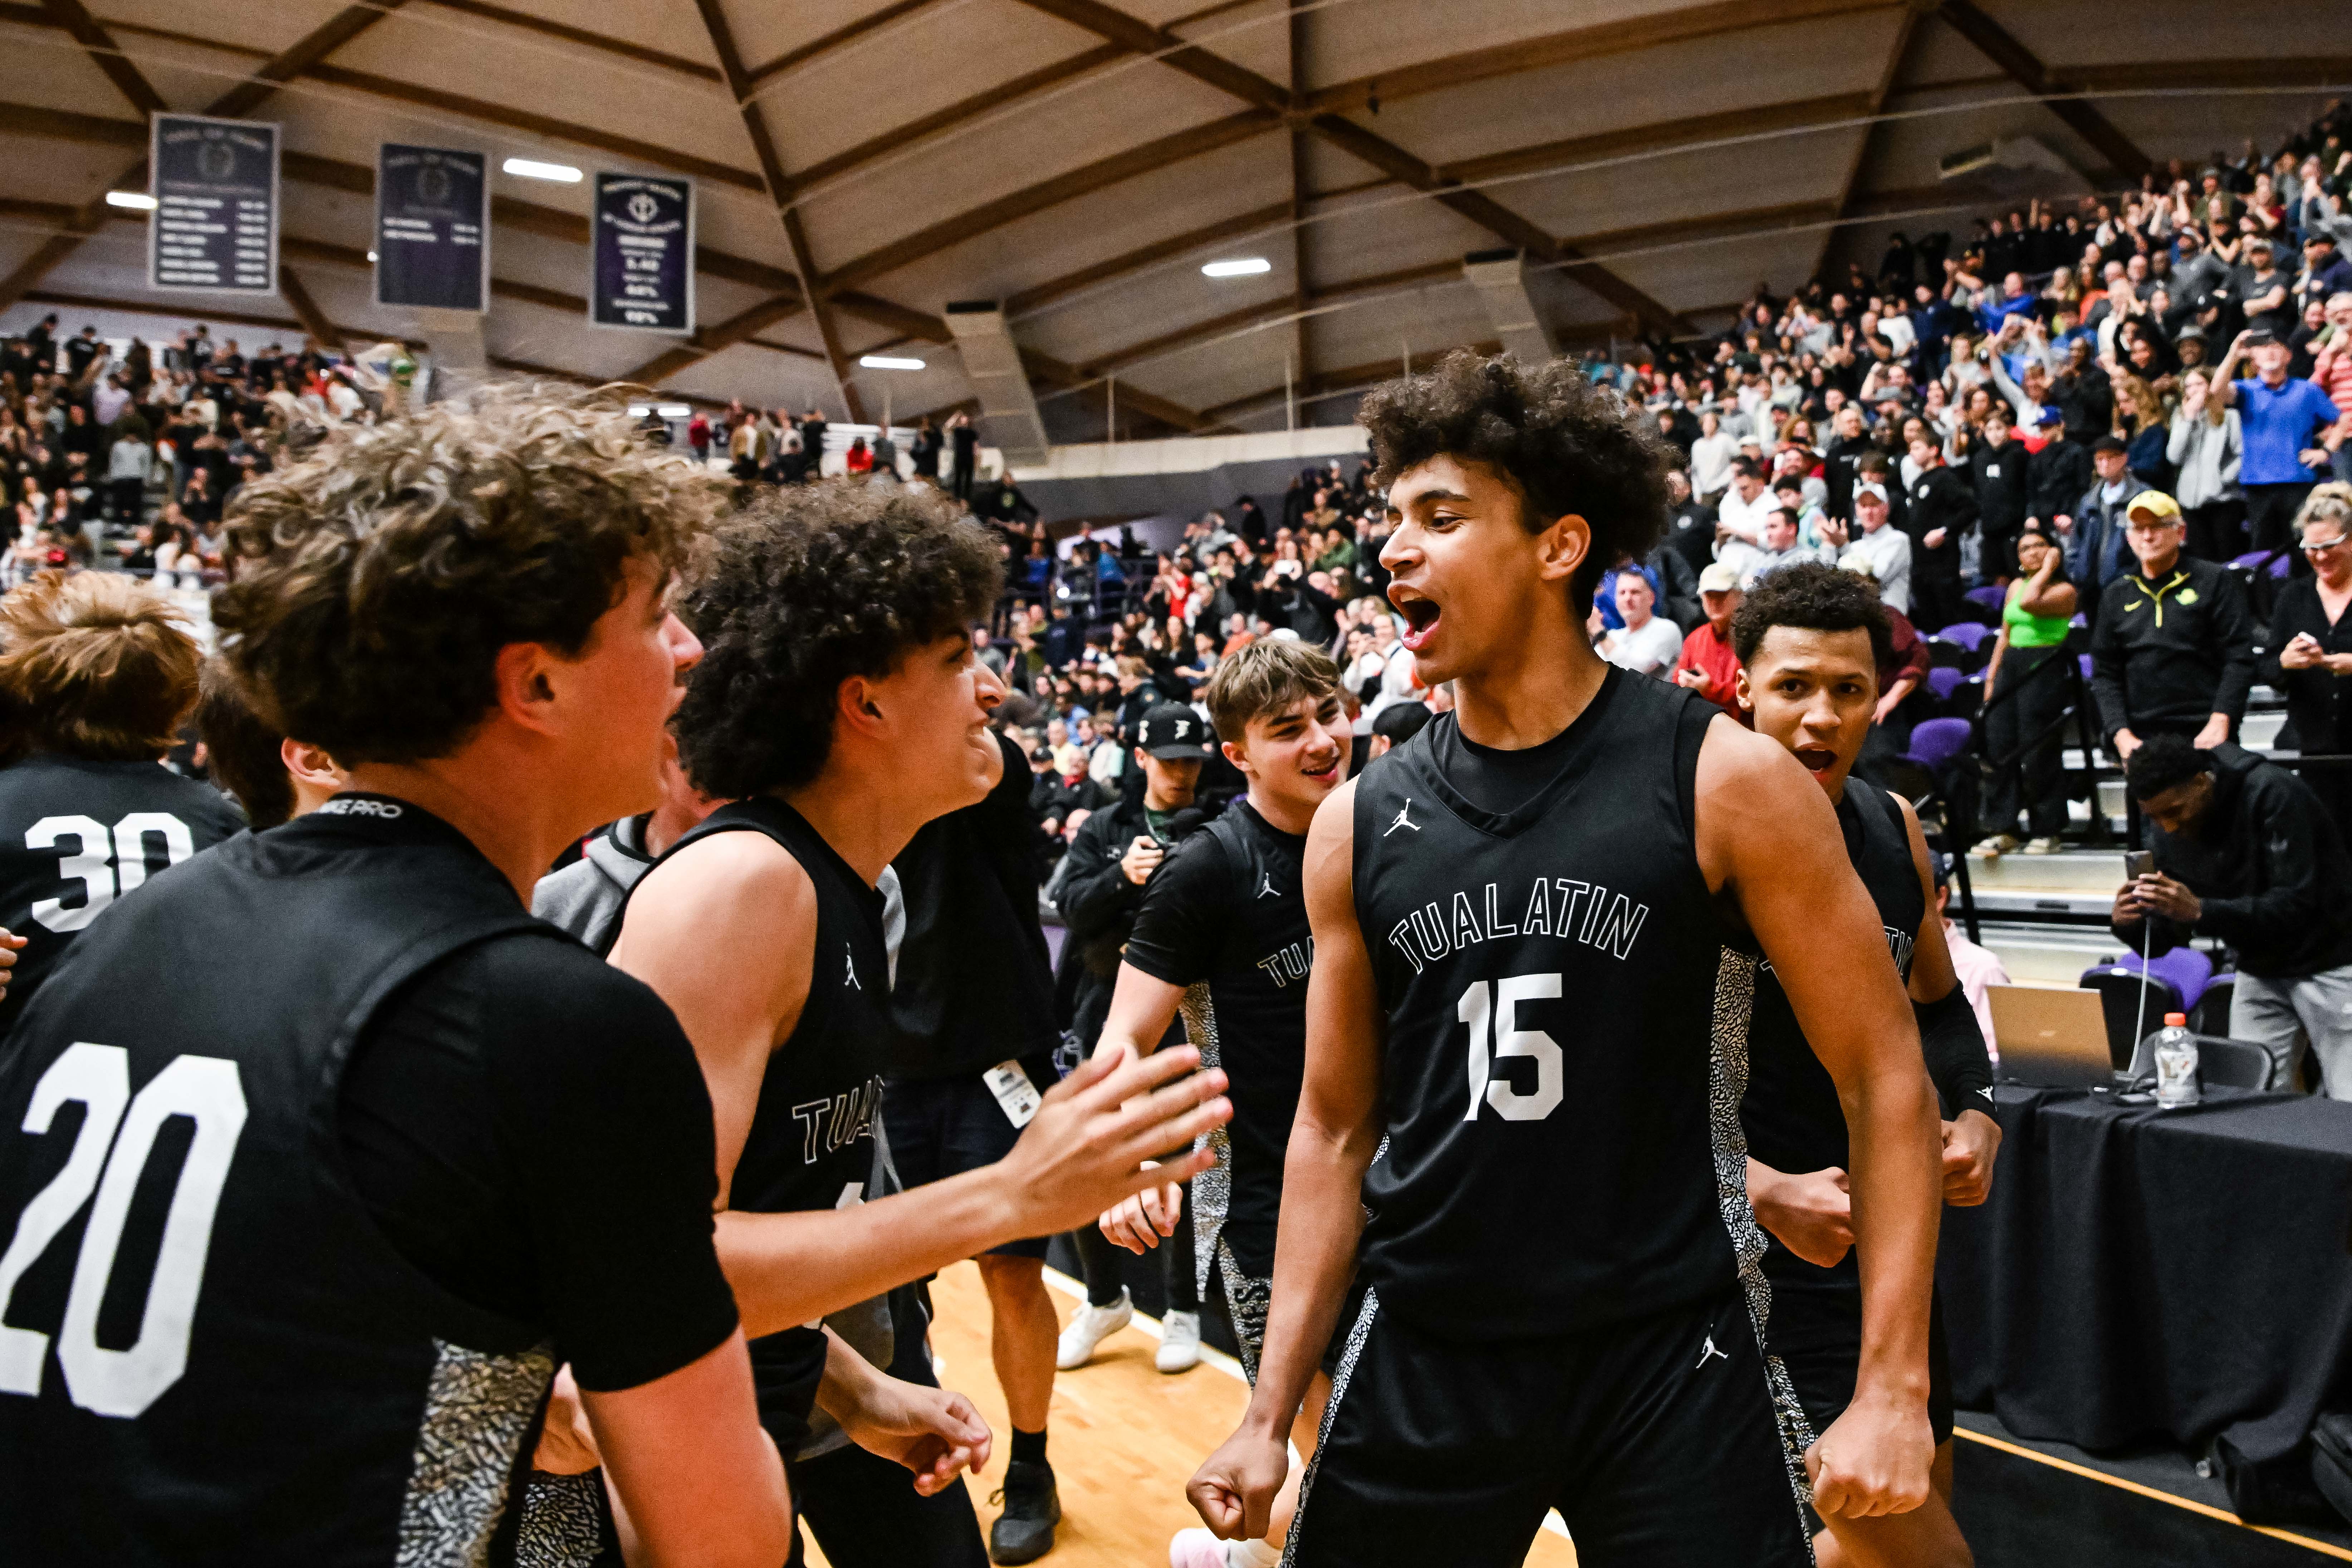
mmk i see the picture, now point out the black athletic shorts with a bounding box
[883,1052,1060,1260]
[1764,1244,1954,1450]
[1286,1287,1812,1568]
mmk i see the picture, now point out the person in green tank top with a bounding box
[1978,528,2080,854]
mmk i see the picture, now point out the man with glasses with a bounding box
[2089,490,2259,761]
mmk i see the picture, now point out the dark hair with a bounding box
[1855,448,1892,476]
[673,479,1003,798]
[1372,700,1432,745]
[1731,560,1893,668]
[1360,351,1669,606]
[2126,732,2214,800]
[0,570,202,766]
[214,384,721,764]
[192,660,294,829]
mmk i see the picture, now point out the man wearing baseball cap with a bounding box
[2212,325,2347,553]
[1829,479,1913,614]
[1671,562,1747,719]
[2088,490,2259,760]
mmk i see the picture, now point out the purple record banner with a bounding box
[590,173,694,334]
[148,114,279,295]
[376,145,488,312]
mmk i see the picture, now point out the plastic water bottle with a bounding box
[2153,1013,2200,1108]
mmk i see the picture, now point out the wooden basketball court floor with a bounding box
[805,1259,1579,1567]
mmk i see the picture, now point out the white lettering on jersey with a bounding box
[1383,876,1650,975]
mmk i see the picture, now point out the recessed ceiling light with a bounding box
[656,403,692,417]
[366,250,378,263]
[1202,257,1271,278]
[859,354,925,370]
[106,191,157,211]
[501,157,582,183]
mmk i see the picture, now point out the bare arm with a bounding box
[614,828,1231,1339]
[585,1331,794,1568]
[1896,799,2002,1206]
[1189,778,1382,1542]
[1094,963,1196,1252]
[1697,721,1940,1519]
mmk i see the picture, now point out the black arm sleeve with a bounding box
[1121,833,1232,988]
[1916,986,1994,1119]
[340,934,739,1393]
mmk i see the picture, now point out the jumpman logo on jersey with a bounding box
[1384,798,1420,836]
[844,943,860,990]
[1695,1335,1729,1370]
[1256,872,1278,899]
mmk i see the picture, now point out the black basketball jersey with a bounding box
[0,754,245,1038]
[1739,779,1923,1181]
[1122,800,1313,1277]
[1351,670,1740,1338]
[0,796,559,1566]
[647,797,890,1442]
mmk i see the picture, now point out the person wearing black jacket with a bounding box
[2114,736,2352,1094]
[886,728,1068,1563]
[1822,404,1873,521]
[1968,407,2030,582]
[1661,467,1717,575]
[2263,501,2352,844]
[2025,410,2092,539]
[2089,491,2257,757]
[1903,435,1978,631]
[1053,704,1215,1367]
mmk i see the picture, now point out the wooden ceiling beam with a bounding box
[622,291,807,387]
[1441,91,1874,186]
[411,0,724,83]
[822,108,1279,295]
[1200,339,1504,424]
[274,263,343,349]
[692,0,863,420]
[1026,348,1225,433]
[39,0,164,116]
[744,0,945,93]
[1931,0,2150,179]
[0,0,409,312]
[1813,3,1929,282]
[1009,0,1681,333]
[300,63,765,191]
[1303,0,1896,116]
[1004,200,1289,316]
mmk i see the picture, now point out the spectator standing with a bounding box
[947,410,977,501]
[2025,405,2093,540]
[2115,736,2352,1096]
[105,426,151,525]
[1827,481,1913,614]
[910,416,942,482]
[1714,457,1775,578]
[1660,467,1716,575]
[1670,562,1745,716]
[2265,486,2352,843]
[2091,490,2257,759]
[2067,436,2154,604]
[2214,327,2346,553]
[1688,407,1736,502]
[2167,367,2246,560]
[1597,571,1683,675]
[1978,528,2079,854]
[1969,407,2029,582]
[2309,291,2352,484]
[1903,435,1978,630]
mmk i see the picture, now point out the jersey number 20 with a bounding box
[1457,973,1564,1121]
[0,1044,248,1417]
[26,813,197,933]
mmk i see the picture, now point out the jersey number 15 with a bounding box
[1457,974,1564,1122]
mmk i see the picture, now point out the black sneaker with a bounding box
[989,1459,1061,1564]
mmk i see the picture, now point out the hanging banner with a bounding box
[148,114,279,294]
[375,144,489,312]
[589,172,694,334]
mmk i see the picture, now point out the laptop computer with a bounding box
[1988,986,2116,1088]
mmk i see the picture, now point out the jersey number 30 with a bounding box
[26,813,197,933]
[1457,974,1564,1121]
[0,1044,248,1417]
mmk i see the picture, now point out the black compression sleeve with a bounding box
[1916,987,1994,1119]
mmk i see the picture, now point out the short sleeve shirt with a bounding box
[2233,377,2337,485]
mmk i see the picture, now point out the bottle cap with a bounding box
[2165,1013,2187,1027]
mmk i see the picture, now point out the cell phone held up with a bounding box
[2125,851,2156,882]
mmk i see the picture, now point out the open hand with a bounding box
[998,1045,1229,1239]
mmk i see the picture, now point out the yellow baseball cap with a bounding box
[2126,490,2182,523]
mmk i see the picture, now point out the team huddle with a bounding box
[0,352,1992,1568]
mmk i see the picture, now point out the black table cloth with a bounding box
[1939,1084,2352,1463]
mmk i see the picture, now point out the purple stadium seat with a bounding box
[2078,653,2094,681]
[2232,549,2293,579]
[1937,622,1993,652]
[1965,585,2008,618]
[1905,717,1974,770]
[1926,665,1968,701]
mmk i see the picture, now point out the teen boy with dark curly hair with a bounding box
[1188,352,1945,1568]
[607,478,1232,1568]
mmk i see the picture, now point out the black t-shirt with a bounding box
[1122,801,1313,1275]
[0,752,247,1038]
[889,732,1058,1078]
[339,925,740,1392]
